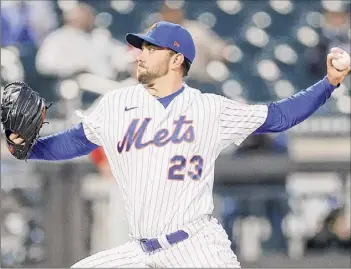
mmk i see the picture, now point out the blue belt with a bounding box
[140,230,189,253]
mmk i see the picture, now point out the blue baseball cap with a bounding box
[125,21,196,63]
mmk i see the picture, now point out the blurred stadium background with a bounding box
[1,0,350,267]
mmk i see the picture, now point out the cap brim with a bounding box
[125,33,164,49]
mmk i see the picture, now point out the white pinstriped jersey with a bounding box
[82,83,268,239]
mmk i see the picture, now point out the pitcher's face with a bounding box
[136,42,173,85]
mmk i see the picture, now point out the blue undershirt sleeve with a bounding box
[28,123,99,160]
[255,76,338,134]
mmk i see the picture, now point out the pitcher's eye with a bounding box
[142,46,154,53]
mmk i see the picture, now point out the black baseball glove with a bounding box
[1,81,51,160]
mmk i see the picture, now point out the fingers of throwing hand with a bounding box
[327,53,334,68]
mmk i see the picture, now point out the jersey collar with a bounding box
[157,86,185,108]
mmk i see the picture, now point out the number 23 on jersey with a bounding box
[168,155,204,181]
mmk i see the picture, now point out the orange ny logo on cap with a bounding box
[173,41,180,48]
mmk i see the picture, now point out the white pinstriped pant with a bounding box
[71,216,241,268]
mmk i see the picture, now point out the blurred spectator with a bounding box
[1,0,58,50]
[1,47,25,87]
[217,130,290,255]
[236,132,289,251]
[90,147,112,179]
[35,3,115,79]
[306,4,350,79]
[159,4,229,89]
[75,45,138,110]
[86,48,139,177]
[307,206,351,250]
[1,1,58,103]
[321,8,350,53]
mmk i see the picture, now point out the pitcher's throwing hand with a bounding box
[327,47,350,86]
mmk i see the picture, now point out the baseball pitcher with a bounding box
[1,21,349,268]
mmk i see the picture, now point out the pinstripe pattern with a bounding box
[71,217,240,267]
[219,98,268,150]
[77,83,267,267]
[148,216,241,268]
[70,241,146,268]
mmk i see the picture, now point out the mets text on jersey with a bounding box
[117,115,195,153]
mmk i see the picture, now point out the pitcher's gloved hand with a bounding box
[1,81,51,160]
